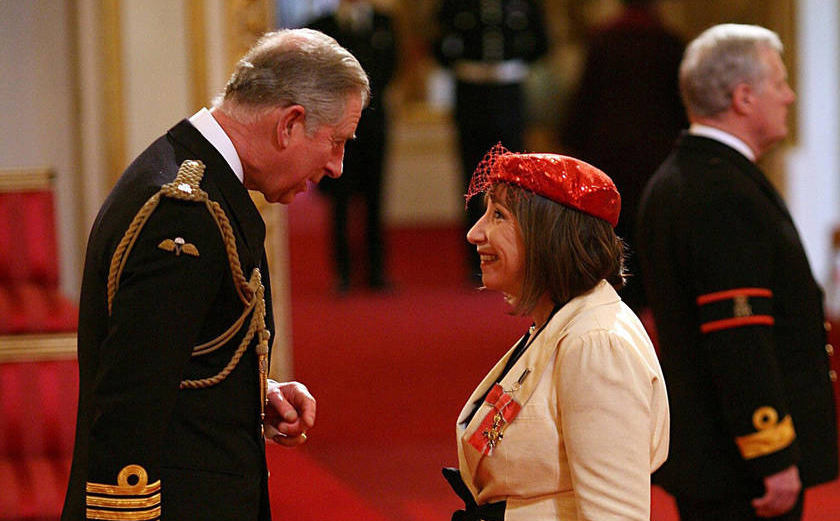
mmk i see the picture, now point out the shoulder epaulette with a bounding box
[106,159,270,410]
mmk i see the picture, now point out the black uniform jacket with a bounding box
[62,119,274,520]
[636,133,838,501]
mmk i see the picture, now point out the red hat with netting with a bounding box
[466,143,621,227]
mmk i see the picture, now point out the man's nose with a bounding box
[325,148,344,179]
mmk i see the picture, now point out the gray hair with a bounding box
[679,24,783,118]
[214,28,370,133]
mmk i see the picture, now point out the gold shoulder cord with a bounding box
[106,160,270,425]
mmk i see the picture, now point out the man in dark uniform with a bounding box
[308,0,397,292]
[62,29,369,520]
[637,24,838,520]
[433,0,548,280]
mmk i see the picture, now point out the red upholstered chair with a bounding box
[0,168,79,520]
[0,169,78,334]
[0,358,77,519]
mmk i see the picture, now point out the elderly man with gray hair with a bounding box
[637,23,838,521]
[63,28,369,520]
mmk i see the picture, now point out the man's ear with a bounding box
[731,83,755,116]
[276,105,306,147]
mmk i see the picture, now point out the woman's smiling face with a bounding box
[466,188,526,298]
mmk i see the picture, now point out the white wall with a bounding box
[0,0,80,297]
[787,0,840,288]
[121,0,191,159]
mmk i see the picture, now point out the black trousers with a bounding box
[321,115,387,288]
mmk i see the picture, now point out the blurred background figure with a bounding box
[309,0,397,293]
[561,0,686,311]
[432,0,548,282]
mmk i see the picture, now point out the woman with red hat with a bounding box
[444,144,670,520]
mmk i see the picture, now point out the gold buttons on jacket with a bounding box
[830,370,837,382]
[827,344,835,356]
[825,320,833,332]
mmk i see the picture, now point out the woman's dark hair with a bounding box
[490,184,626,315]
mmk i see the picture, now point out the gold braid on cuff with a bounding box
[735,406,796,460]
[86,465,161,520]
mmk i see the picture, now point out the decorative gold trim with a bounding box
[753,406,779,430]
[735,412,796,460]
[0,168,54,192]
[85,480,161,495]
[86,493,161,509]
[86,465,161,496]
[0,333,77,362]
[157,238,200,257]
[86,505,160,521]
[101,0,126,186]
[86,465,161,521]
[225,0,272,70]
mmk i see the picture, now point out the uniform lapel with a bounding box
[167,119,266,268]
[741,160,795,224]
[167,119,276,364]
[683,134,795,224]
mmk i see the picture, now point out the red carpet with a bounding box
[268,191,529,519]
[267,190,840,520]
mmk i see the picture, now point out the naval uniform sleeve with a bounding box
[558,330,658,521]
[83,196,227,520]
[688,181,799,479]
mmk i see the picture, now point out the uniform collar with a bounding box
[168,119,266,269]
[689,123,756,162]
[189,108,244,184]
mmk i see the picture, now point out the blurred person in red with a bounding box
[562,0,687,312]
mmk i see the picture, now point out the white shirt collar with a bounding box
[188,108,244,183]
[689,123,756,162]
